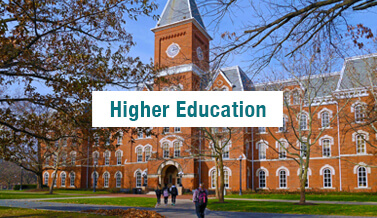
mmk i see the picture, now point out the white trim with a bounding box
[135,144,144,153]
[276,166,290,176]
[353,163,372,174]
[134,169,142,177]
[256,167,269,177]
[317,108,333,119]
[91,171,99,179]
[352,130,369,141]
[319,135,334,146]
[114,171,123,178]
[319,165,335,175]
[256,140,269,149]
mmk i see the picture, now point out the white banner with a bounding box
[92,91,283,127]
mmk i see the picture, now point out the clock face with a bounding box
[197,46,204,60]
[166,43,180,58]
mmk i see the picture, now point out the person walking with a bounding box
[193,183,208,218]
[162,184,170,206]
[155,184,162,207]
[170,184,178,206]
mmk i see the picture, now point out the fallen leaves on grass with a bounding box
[83,208,165,217]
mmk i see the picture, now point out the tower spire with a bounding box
[156,0,205,30]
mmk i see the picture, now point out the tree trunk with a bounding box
[214,158,219,199]
[49,168,58,194]
[299,179,306,204]
[36,173,43,189]
[218,156,225,203]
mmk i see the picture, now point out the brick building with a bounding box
[43,0,377,193]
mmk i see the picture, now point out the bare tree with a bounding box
[199,0,377,71]
[257,50,351,204]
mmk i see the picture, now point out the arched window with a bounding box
[69,172,75,187]
[61,172,66,187]
[136,172,142,187]
[323,169,332,188]
[103,172,110,188]
[145,147,151,161]
[278,142,286,159]
[224,170,229,188]
[44,172,49,185]
[279,170,287,188]
[355,105,365,122]
[93,152,99,165]
[163,142,169,158]
[116,172,122,188]
[137,147,143,162]
[322,139,331,157]
[70,152,76,166]
[116,151,122,165]
[258,142,266,160]
[211,170,216,189]
[357,167,367,188]
[321,111,330,128]
[117,131,123,145]
[259,170,266,188]
[356,135,366,154]
[174,141,181,157]
[93,133,99,147]
[104,151,110,165]
[299,113,308,130]
[292,90,300,105]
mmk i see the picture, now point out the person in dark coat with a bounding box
[155,184,162,207]
[169,184,178,205]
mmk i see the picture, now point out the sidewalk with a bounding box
[0,198,340,218]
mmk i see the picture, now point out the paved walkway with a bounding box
[0,198,347,218]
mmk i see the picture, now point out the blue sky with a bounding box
[123,0,377,82]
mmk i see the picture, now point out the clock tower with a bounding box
[151,0,211,91]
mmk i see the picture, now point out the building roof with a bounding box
[254,53,377,97]
[337,53,377,90]
[156,0,205,30]
[221,66,254,91]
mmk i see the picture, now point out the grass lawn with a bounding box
[226,192,377,202]
[0,206,113,217]
[47,197,156,208]
[207,200,377,216]
[0,191,85,199]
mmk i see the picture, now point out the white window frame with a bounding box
[69,172,75,187]
[61,172,66,187]
[321,111,330,128]
[163,142,170,158]
[104,151,110,165]
[136,172,142,188]
[279,170,287,188]
[174,127,181,133]
[323,168,332,188]
[174,141,181,157]
[116,172,122,188]
[137,147,143,162]
[103,172,110,188]
[116,151,122,165]
[357,167,367,188]
[259,170,266,188]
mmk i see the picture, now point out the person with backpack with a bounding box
[170,184,178,206]
[155,184,162,207]
[162,184,170,205]
[192,183,208,218]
